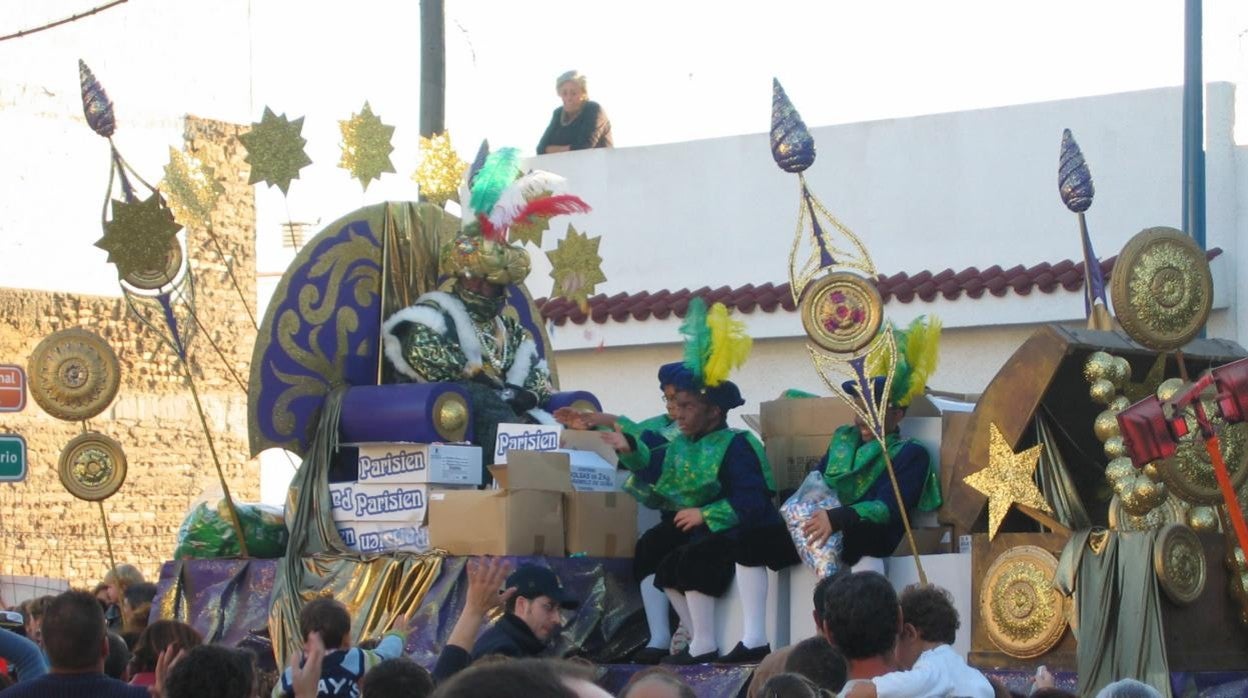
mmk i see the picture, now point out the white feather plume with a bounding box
[487,170,567,230]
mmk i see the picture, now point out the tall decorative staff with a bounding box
[770,79,929,583]
[1058,129,1112,331]
[79,60,249,555]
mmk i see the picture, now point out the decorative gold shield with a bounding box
[980,545,1068,658]
[1110,227,1212,352]
[28,329,121,422]
[58,432,127,501]
[1153,523,1206,605]
[798,272,883,354]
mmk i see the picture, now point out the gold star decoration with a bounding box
[547,224,606,311]
[339,101,396,190]
[508,190,554,247]
[161,147,224,229]
[412,132,467,207]
[1122,353,1168,404]
[95,193,183,280]
[238,107,312,194]
[963,423,1054,539]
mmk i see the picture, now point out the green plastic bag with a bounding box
[173,499,288,559]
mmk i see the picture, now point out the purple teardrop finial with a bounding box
[771,78,816,173]
[79,60,116,138]
[1058,128,1094,213]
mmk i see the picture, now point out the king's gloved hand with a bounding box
[498,384,539,412]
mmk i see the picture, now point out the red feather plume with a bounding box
[511,195,591,228]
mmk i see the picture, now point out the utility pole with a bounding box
[419,0,446,138]
[1182,0,1206,250]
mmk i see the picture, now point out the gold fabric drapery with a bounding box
[269,387,445,665]
[1056,529,1170,697]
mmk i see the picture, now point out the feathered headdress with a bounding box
[464,147,591,242]
[865,315,942,408]
[680,298,752,388]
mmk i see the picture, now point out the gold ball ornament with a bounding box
[1089,379,1117,406]
[1105,457,1136,485]
[1142,462,1162,480]
[1109,396,1131,414]
[1109,493,1184,531]
[1121,476,1165,515]
[1094,410,1121,442]
[1157,378,1185,402]
[1102,436,1126,460]
[1084,352,1115,383]
[1108,356,1132,389]
[1186,506,1220,532]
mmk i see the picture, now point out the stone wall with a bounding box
[0,116,259,591]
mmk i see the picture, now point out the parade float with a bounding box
[11,58,1246,697]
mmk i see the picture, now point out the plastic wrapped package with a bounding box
[780,471,844,578]
[173,500,289,559]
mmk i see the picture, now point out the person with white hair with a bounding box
[536,70,612,154]
[1094,679,1163,698]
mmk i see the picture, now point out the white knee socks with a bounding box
[685,590,719,657]
[735,564,770,649]
[640,574,671,649]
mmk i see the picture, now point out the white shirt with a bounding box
[870,644,995,698]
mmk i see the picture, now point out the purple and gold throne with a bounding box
[247,201,598,460]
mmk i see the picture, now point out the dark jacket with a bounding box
[536,101,612,154]
[430,613,548,685]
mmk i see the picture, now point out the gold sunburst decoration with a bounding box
[238,107,312,194]
[547,224,606,311]
[412,132,467,207]
[162,147,224,229]
[94,193,183,283]
[339,101,396,190]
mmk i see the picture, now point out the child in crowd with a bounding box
[274,598,408,698]
[845,584,992,698]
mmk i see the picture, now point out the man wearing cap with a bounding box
[800,318,944,574]
[470,564,578,660]
[603,303,799,666]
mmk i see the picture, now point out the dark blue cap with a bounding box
[657,362,688,388]
[505,564,579,609]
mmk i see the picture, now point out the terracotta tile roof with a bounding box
[536,248,1223,325]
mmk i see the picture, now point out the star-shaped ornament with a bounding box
[95,193,183,280]
[1122,354,1168,404]
[547,224,606,311]
[339,101,396,190]
[508,190,554,247]
[162,147,224,229]
[238,107,312,194]
[412,132,467,207]
[963,423,1054,539]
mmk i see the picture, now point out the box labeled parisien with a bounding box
[336,521,430,554]
[351,442,483,486]
[329,482,428,523]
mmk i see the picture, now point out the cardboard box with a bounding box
[352,442,483,486]
[759,397,855,439]
[328,482,428,523]
[427,450,570,556]
[765,434,833,492]
[939,411,974,500]
[428,489,564,556]
[492,423,562,464]
[336,521,430,554]
[564,491,637,557]
[560,430,622,492]
[891,525,955,556]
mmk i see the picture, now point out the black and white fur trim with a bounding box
[381,305,447,380]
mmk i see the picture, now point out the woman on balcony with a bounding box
[537,70,613,154]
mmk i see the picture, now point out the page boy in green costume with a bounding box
[800,317,944,573]
[602,300,798,666]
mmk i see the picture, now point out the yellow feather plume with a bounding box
[899,315,941,407]
[704,302,752,387]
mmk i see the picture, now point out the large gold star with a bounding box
[162,147,224,229]
[963,423,1053,539]
[339,101,396,190]
[238,107,312,194]
[95,193,183,280]
[412,132,466,207]
[547,224,606,311]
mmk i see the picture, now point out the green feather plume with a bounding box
[681,297,710,385]
[469,147,522,217]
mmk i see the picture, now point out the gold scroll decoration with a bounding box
[28,328,121,422]
[798,271,884,354]
[1153,523,1206,605]
[58,432,127,501]
[981,545,1069,659]
[1110,227,1213,352]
